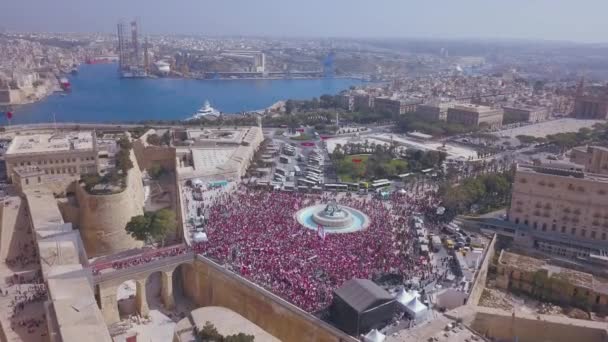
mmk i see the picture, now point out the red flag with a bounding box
[6,112,12,120]
[301,142,314,147]
[296,128,305,132]
[321,136,330,140]
[352,158,362,163]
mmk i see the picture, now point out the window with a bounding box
[25,179,29,185]
[561,226,566,233]
[571,228,576,235]
[515,218,520,224]
[542,223,547,232]
[591,231,596,239]
[533,222,538,229]
[37,176,41,183]
[581,229,586,237]
[602,233,607,240]
[552,224,556,231]
[524,219,529,226]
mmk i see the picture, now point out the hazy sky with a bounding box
[2,0,608,42]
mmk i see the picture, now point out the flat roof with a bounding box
[517,163,608,183]
[6,131,94,155]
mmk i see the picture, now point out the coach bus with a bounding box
[305,176,321,184]
[359,181,370,190]
[275,167,287,176]
[325,183,348,192]
[283,183,295,192]
[298,178,316,187]
[372,179,391,189]
[307,167,323,175]
[345,182,360,191]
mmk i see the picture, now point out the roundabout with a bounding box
[295,200,371,234]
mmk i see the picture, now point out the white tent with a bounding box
[398,189,406,195]
[192,178,204,188]
[396,289,420,307]
[405,297,429,321]
[363,329,386,342]
[192,231,208,243]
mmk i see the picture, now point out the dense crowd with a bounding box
[9,284,47,317]
[91,243,207,275]
[200,187,442,312]
[5,241,38,268]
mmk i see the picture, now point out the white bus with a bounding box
[298,178,316,187]
[372,179,391,189]
[283,183,295,191]
[325,183,348,192]
[275,167,287,176]
[307,167,323,175]
[305,176,321,184]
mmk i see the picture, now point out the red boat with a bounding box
[59,77,71,91]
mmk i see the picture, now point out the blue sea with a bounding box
[8,63,363,124]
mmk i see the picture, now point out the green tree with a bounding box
[117,136,133,150]
[125,209,176,245]
[125,213,154,243]
[197,322,223,342]
[146,134,162,146]
[224,333,255,342]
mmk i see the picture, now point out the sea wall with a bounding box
[186,256,356,342]
[76,150,144,257]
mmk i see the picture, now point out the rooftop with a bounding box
[517,163,608,183]
[6,131,95,155]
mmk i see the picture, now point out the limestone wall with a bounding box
[470,311,608,342]
[132,130,177,172]
[467,234,497,306]
[187,256,356,342]
[77,150,144,257]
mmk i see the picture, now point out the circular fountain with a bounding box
[295,200,370,234]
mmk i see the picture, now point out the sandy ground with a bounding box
[325,134,478,160]
[493,118,603,138]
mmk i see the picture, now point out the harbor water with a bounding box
[8,63,364,124]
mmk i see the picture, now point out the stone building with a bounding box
[495,250,608,312]
[335,94,354,111]
[502,105,548,124]
[374,97,420,116]
[5,131,98,182]
[353,94,374,112]
[447,104,503,128]
[507,164,608,256]
[415,102,454,121]
[570,146,608,175]
[573,81,608,119]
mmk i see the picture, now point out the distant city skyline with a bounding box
[2,0,608,43]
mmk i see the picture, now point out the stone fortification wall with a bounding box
[132,130,177,172]
[77,150,144,257]
[470,311,608,342]
[467,234,497,306]
[186,256,356,342]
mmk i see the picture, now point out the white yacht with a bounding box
[188,101,220,120]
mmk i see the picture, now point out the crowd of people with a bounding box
[5,241,38,268]
[9,284,47,318]
[199,186,442,312]
[91,242,207,275]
